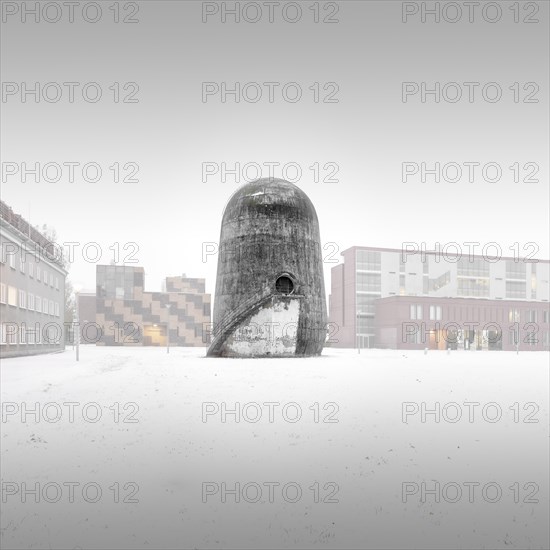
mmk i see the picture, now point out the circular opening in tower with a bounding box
[275,276,294,295]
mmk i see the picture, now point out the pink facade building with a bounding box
[329,246,550,351]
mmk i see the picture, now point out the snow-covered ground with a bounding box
[1,347,548,549]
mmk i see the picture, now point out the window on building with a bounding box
[19,256,25,273]
[399,275,406,295]
[7,325,17,344]
[410,304,423,320]
[457,278,490,297]
[0,283,6,304]
[357,295,376,315]
[20,325,26,344]
[506,260,526,280]
[405,329,422,345]
[429,305,442,320]
[18,290,26,309]
[27,329,36,345]
[544,311,549,324]
[55,276,59,290]
[49,300,54,316]
[356,250,381,271]
[28,293,34,311]
[526,310,537,323]
[7,286,17,306]
[8,286,17,306]
[357,272,381,293]
[36,266,41,281]
[0,324,5,345]
[43,298,48,315]
[29,261,34,278]
[8,251,15,269]
[506,281,526,299]
[357,315,375,335]
[509,309,520,322]
[457,256,490,277]
[55,302,60,317]
[50,274,54,286]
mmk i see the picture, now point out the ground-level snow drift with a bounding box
[1,347,548,549]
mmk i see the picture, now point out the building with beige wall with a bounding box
[95,265,210,347]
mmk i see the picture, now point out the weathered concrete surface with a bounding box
[207,178,327,357]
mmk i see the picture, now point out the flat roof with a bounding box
[341,245,549,263]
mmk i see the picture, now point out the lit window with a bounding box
[7,286,17,306]
[509,309,520,322]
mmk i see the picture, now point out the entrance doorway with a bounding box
[143,324,167,346]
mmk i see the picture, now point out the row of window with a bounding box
[508,309,549,323]
[410,304,549,324]
[409,304,442,321]
[0,283,61,317]
[2,250,60,290]
[0,323,59,345]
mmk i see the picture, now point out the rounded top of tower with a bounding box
[222,178,318,224]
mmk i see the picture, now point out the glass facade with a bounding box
[457,256,490,277]
[457,277,490,297]
[97,266,142,300]
[506,260,527,280]
[356,250,381,271]
[357,272,381,292]
[506,280,526,299]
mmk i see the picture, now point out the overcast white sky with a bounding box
[2,1,548,298]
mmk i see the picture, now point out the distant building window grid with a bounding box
[410,304,423,320]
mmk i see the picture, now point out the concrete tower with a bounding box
[207,178,327,357]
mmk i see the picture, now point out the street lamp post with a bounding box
[75,290,80,362]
